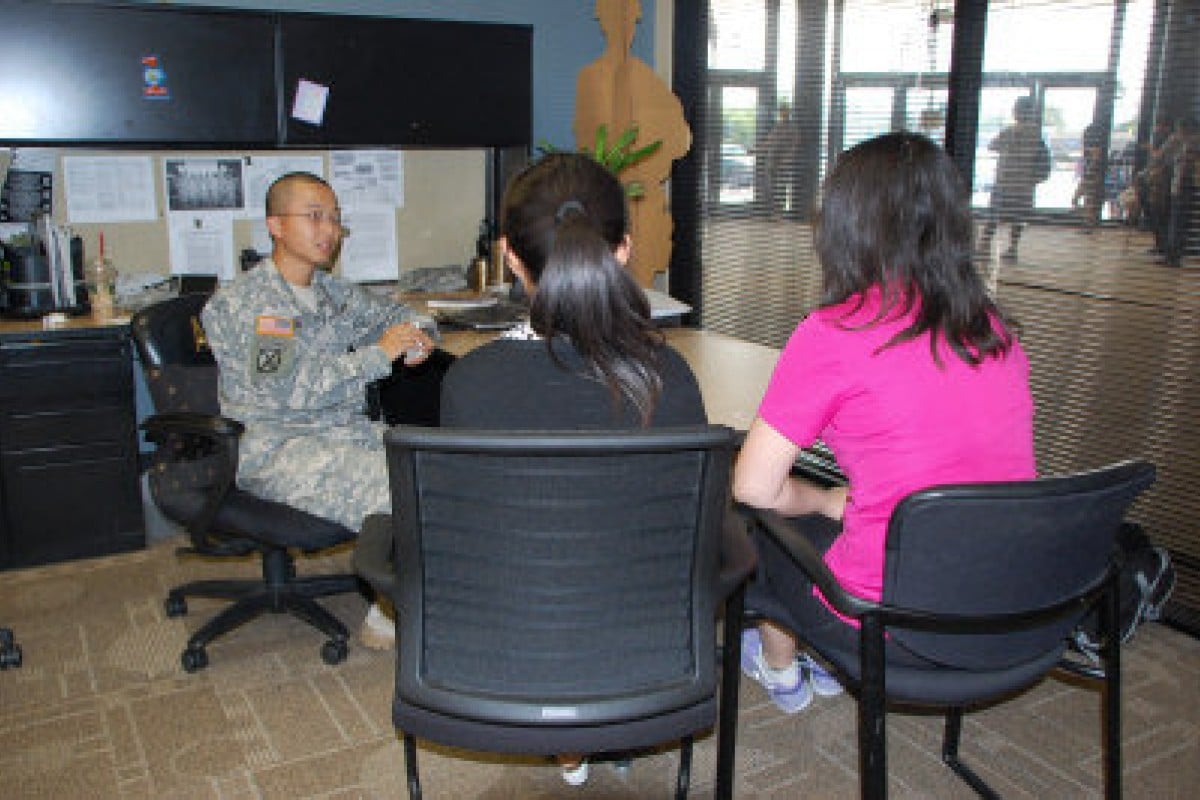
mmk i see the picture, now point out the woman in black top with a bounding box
[440,152,706,786]
[441,152,705,431]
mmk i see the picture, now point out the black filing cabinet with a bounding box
[0,325,144,568]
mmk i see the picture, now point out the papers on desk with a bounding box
[644,288,692,320]
[427,291,687,318]
[425,297,499,311]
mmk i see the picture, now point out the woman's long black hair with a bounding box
[815,132,1015,365]
[501,152,664,423]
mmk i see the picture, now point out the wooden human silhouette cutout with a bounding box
[575,0,691,288]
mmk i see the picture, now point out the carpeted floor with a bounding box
[1,537,1197,799]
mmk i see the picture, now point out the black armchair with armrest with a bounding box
[130,293,363,672]
[354,424,757,800]
[748,459,1156,799]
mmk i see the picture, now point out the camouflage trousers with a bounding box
[238,430,390,532]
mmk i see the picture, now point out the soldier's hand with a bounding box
[377,323,434,365]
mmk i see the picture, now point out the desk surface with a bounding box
[0,312,130,337]
[440,327,779,432]
[0,312,780,432]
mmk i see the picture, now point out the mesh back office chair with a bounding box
[131,293,362,672]
[354,425,757,800]
[749,460,1156,799]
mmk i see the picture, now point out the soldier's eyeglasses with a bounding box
[276,209,345,229]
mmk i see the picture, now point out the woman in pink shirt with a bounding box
[732,132,1036,714]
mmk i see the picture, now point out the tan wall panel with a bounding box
[36,147,485,281]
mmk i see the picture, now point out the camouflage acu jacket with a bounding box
[201,260,413,474]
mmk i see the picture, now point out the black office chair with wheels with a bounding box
[130,293,363,672]
[749,459,1156,800]
[354,425,757,800]
[0,626,20,669]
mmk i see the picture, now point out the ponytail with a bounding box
[532,200,663,424]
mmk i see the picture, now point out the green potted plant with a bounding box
[538,123,662,198]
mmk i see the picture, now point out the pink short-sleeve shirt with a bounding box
[757,290,1036,601]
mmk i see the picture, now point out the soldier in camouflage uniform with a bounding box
[202,171,435,648]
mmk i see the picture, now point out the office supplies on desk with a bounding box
[177,274,219,296]
[86,233,119,319]
[0,215,89,318]
[114,271,175,313]
[431,299,528,331]
[644,288,691,320]
[425,296,498,310]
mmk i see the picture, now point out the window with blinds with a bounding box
[680,0,1199,633]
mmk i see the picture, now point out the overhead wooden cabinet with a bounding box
[280,15,532,147]
[0,1,277,147]
[0,2,531,150]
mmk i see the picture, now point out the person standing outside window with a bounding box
[980,96,1051,261]
[762,103,803,218]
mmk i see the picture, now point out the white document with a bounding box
[330,150,404,208]
[241,155,325,219]
[336,204,398,282]
[167,213,235,279]
[8,147,57,173]
[644,288,693,319]
[0,223,24,241]
[63,156,157,223]
[292,79,330,126]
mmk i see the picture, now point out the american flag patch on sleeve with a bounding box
[255,315,296,337]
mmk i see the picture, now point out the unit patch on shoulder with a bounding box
[250,314,297,379]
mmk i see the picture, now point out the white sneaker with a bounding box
[800,653,844,697]
[740,628,814,714]
[560,759,589,786]
[359,602,395,651]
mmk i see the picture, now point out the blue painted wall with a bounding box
[125,0,657,151]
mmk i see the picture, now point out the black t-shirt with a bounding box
[440,336,706,430]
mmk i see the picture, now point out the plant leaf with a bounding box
[594,123,609,163]
[622,140,661,170]
[609,125,639,158]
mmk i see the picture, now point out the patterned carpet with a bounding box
[1,537,1197,799]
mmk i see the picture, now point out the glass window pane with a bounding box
[709,0,766,70]
[776,0,797,104]
[719,86,759,205]
[841,1,952,74]
[984,0,1113,72]
[844,86,895,150]
[907,88,948,144]
[1043,86,1101,211]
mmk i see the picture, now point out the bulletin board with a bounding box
[1,146,486,284]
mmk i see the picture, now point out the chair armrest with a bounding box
[141,411,242,471]
[718,506,758,599]
[755,508,1112,634]
[354,513,397,598]
[140,411,244,548]
[141,411,244,441]
[751,508,879,620]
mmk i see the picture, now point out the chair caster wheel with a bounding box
[0,643,21,670]
[181,646,209,673]
[321,639,348,665]
[165,595,187,617]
